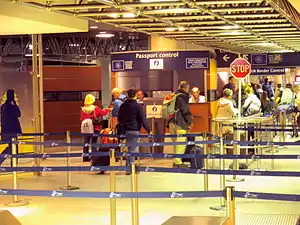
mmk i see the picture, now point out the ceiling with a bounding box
[0,0,88,35]
[20,0,300,53]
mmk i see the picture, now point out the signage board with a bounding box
[216,50,300,68]
[251,67,285,75]
[146,105,162,119]
[111,51,210,72]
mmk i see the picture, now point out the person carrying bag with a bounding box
[80,94,111,162]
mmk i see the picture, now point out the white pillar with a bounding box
[100,57,112,110]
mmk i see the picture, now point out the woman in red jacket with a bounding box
[80,94,110,162]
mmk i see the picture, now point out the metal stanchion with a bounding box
[131,163,139,225]
[277,111,285,148]
[209,137,226,211]
[110,149,117,225]
[283,110,287,143]
[227,124,244,182]
[59,131,79,190]
[203,132,209,191]
[5,138,29,207]
[225,186,236,225]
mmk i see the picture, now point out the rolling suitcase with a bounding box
[91,148,110,167]
[91,128,119,168]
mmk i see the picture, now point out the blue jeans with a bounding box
[125,131,139,166]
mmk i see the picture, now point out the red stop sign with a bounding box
[230,58,251,79]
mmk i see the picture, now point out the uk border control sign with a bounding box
[230,58,251,79]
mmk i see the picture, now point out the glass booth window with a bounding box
[44,91,101,102]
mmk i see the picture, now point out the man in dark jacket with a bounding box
[118,89,151,167]
[169,81,193,168]
[223,76,236,92]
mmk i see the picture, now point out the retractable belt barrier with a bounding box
[2,152,300,160]
[1,188,300,202]
[2,165,300,177]
[2,131,300,225]
[0,189,222,199]
[0,131,219,140]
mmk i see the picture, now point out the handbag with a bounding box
[92,110,103,125]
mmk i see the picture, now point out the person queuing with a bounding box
[223,76,236,92]
[0,90,22,166]
[189,87,206,103]
[167,81,193,168]
[111,87,126,128]
[242,86,261,117]
[80,94,110,162]
[262,78,274,100]
[275,83,295,125]
[118,89,151,172]
[261,91,273,116]
[216,88,238,135]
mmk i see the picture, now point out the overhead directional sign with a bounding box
[251,67,285,75]
[216,50,249,67]
[223,54,230,62]
[230,58,251,79]
[216,50,300,68]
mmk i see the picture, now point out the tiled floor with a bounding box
[1,138,300,225]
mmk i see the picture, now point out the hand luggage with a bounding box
[91,148,110,167]
[188,146,204,169]
[182,136,195,163]
[90,128,119,167]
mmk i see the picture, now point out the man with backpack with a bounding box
[163,81,193,168]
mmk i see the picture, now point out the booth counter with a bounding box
[189,103,211,133]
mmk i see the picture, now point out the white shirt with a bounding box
[189,95,206,103]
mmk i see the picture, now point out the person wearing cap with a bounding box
[189,87,206,103]
[0,89,22,166]
[80,94,110,162]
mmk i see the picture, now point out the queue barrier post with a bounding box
[59,131,79,191]
[283,110,287,143]
[220,137,226,207]
[203,132,209,191]
[5,138,29,207]
[131,163,139,225]
[209,137,226,211]
[227,124,244,182]
[224,186,235,225]
[110,149,117,225]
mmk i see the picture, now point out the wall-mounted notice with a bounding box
[186,58,209,69]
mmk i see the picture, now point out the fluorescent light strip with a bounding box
[96,33,115,38]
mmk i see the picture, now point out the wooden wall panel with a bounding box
[44,100,101,133]
[43,66,101,91]
[43,66,102,136]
